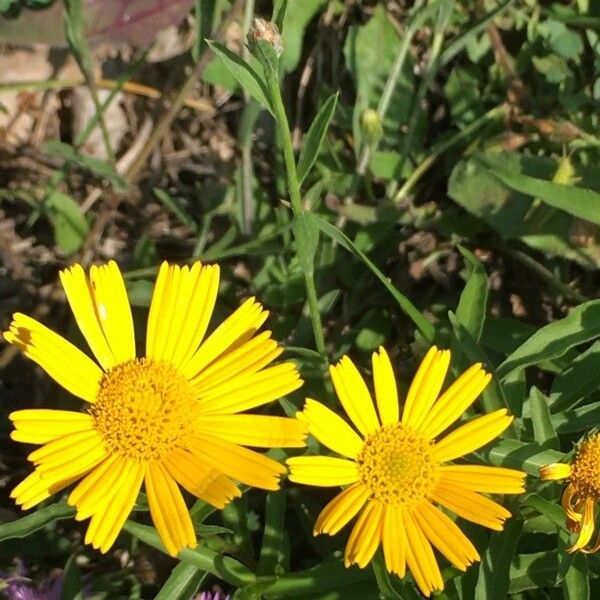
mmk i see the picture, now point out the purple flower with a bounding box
[3,575,62,600]
[194,589,231,600]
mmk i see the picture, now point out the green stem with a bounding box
[266,70,326,358]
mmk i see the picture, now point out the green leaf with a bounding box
[312,215,435,342]
[551,401,600,434]
[549,340,600,410]
[296,92,338,185]
[155,561,205,600]
[0,501,75,541]
[372,553,421,599]
[124,521,256,588]
[562,552,589,600]
[257,491,286,576]
[474,519,523,600]
[207,41,272,111]
[508,551,557,593]
[523,494,567,530]
[44,191,89,254]
[292,212,320,274]
[529,387,559,449]
[154,188,199,233]
[61,554,84,600]
[455,245,487,342]
[478,155,600,227]
[478,439,564,475]
[496,300,600,380]
[43,140,127,189]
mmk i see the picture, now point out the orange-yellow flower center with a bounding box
[90,359,197,461]
[570,435,600,501]
[356,423,438,506]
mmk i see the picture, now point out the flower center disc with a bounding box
[91,358,196,460]
[356,423,438,506]
[571,436,600,501]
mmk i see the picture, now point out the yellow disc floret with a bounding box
[91,359,197,460]
[356,423,439,506]
[570,435,600,501]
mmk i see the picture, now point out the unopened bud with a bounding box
[248,18,283,63]
[361,109,383,143]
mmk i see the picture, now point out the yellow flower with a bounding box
[4,260,305,556]
[540,433,600,553]
[287,346,525,597]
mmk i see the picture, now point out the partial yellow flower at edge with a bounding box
[4,260,305,556]
[540,433,600,554]
[287,346,526,598]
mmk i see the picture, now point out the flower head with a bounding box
[4,261,305,556]
[540,432,600,553]
[287,346,526,597]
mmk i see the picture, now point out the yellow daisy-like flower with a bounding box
[287,346,526,597]
[4,260,305,556]
[540,433,600,554]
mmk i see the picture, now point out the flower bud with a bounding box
[361,109,383,143]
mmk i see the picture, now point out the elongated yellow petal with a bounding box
[405,348,450,430]
[164,448,241,509]
[85,460,144,552]
[401,346,437,427]
[568,497,596,553]
[330,356,379,437]
[422,363,491,439]
[372,347,399,426]
[196,414,307,448]
[197,362,302,415]
[414,502,480,571]
[181,298,268,380]
[404,509,444,597]
[432,482,511,530]
[382,505,407,577]
[4,314,102,403]
[540,463,571,481]
[88,261,135,365]
[314,482,370,535]
[299,399,364,459]
[145,461,196,556]
[10,410,94,445]
[344,500,383,568]
[190,434,285,490]
[29,429,103,465]
[439,465,526,494]
[11,469,79,510]
[146,262,220,368]
[287,456,360,487]
[59,264,115,370]
[432,409,513,463]
[192,331,281,393]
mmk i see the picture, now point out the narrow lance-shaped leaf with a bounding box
[155,562,206,600]
[207,41,273,112]
[529,387,559,450]
[455,244,488,342]
[297,92,338,184]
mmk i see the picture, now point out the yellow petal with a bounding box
[164,448,241,509]
[197,362,302,415]
[190,434,285,490]
[4,313,102,403]
[439,464,526,494]
[145,461,196,556]
[422,363,491,439]
[402,347,450,430]
[431,482,511,530]
[540,463,572,481]
[299,399,364,459]
[372,347,399,427]
[192,331,281,393]
[11,469,79,510]
[59,264,116,370]
[404,509,444,597]
[344,500,383,568]
[146,262,220,368]
[10,410,94,445]
[85,460,144,553]
[382,505,407,577]
[413,501,480,571]
[330,356,379,437]
[432,409,513,463]
[568,497,596,553]
[196,414,307,448]
[181,298,268,380]
[287,456,359,487]
[88,261,135,365]
[314,482,370,535]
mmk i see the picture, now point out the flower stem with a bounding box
[266,70,327,358]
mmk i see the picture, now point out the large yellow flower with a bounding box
[4,260,305,556]
[287,346,525,597]
[540,433,600,553]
